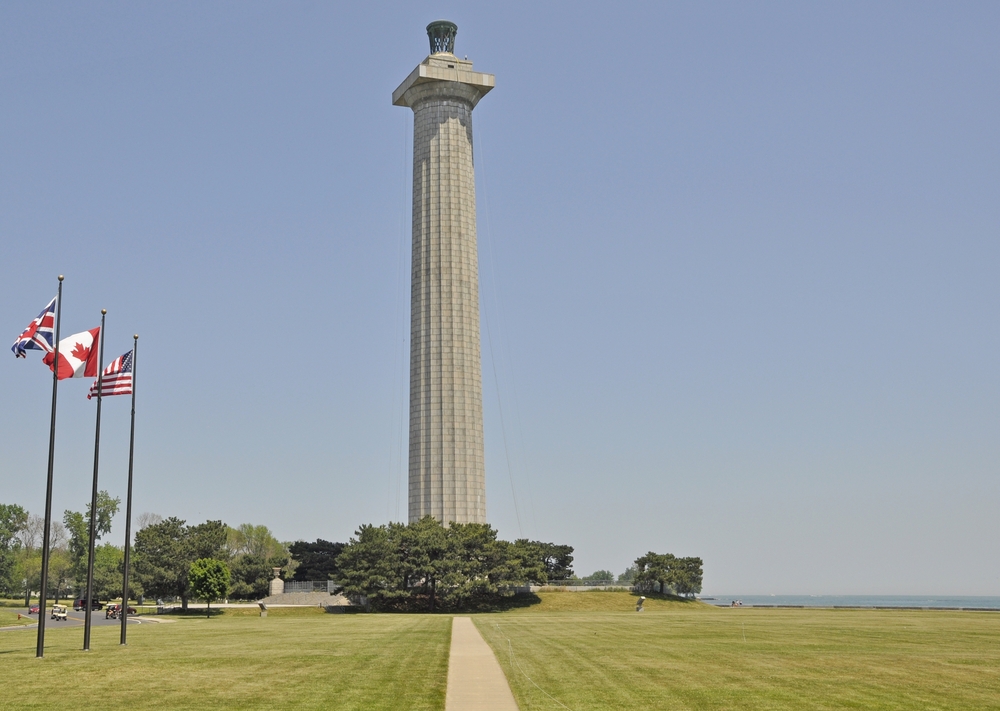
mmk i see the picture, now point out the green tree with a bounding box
[226,523,290,599]
[336,523,409,610]
[133,518,227,610]
[617,565,637,585]
[444,523,538,609]
[583,569,615,583]
[672,557,704,597]
[228,554,282,600]
[337,519,543,611]
[632,552,703,597]
[188,558,230,617]
[634,552,677,595]
[288,539,345,581]
[0,503,28,595]
[92,543,125,601]
[512,540,574,582]
[226,524,287,560]
[400,516,452,611]
[63,490,121,583]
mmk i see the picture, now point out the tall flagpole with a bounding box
[120,334,138,645]
[82,309,106,652]
[36,275,63,659]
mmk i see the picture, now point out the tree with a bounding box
[136,512,162,531]
[288,539,345,581]
[8,513,71,603]
[63,490,121,583]
[92,543,125,601]
[336,523,409,610]
[337,518,543,612]
[228,554,273,600]
[132,518,227,610]
[513,540,574,582]
[225,523,290,599]
[226,524,286,560]
[0,504,28,595]
[617,565,637,585]
[188,558,230,617]
[634,552,676,594]
[633,552,703,597]
[583,570,615,583]
[672,557,703,597]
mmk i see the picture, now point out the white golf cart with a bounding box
[51,604,68,621]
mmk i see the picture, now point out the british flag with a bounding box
[11,296,57,358]
[88,349,133,399]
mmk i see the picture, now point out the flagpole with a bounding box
[36,275,63,659]
[120,334,138,645]
[82,309,106,652]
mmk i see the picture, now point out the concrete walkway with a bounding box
[446,617,519,711]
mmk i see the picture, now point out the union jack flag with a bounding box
[88,349,133,399]
[11,296,57,358]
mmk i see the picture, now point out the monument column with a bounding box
[393,22,494,524]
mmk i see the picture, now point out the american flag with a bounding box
[11,296,57,357]
[88,349,133,399]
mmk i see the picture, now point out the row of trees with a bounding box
[1,499,292,607]
[0,495,125,604]
[5,500,702,611]
[130,518,293,608]
[335,516,576,611]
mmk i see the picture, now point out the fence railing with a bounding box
[542,579,629,587]
[281,580,340,594]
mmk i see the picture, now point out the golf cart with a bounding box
[51,604,68,621]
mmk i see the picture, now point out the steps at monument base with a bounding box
[259,591,352,607]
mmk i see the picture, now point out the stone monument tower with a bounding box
[393,22,494,524]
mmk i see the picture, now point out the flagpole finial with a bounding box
[133,334,138,340]
[58,275,64,281]
[101,309,107,315]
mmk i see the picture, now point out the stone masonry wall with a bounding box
[407,87,486,524]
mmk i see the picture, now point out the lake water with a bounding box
[702,595,1000,609]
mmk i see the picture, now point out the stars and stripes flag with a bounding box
[42,328,101,380]
[88,349,133,399]
[11,296,57,357]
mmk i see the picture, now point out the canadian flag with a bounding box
[43,328,101,380]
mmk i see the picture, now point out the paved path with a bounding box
[445,617,519,711]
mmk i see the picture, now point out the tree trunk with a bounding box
[429,578,436,612]
[207,600,210,619]
[182,595,189,611]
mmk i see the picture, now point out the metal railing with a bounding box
[281,580,340,594]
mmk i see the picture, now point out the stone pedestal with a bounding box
[268,568,283,596]
[393,22,494,525]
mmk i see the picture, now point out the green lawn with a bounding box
[0,610,451,711]
[474,594,1000,710]
[3,593,999,710]
[0,608,34,626]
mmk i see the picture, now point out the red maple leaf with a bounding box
[71,342,90,362]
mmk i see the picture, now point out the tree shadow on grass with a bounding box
[164,607,225,617]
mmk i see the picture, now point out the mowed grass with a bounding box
[0,609,451,711]
[474,593,1000,710]
[0,599,36,627]
[0,609,33,626]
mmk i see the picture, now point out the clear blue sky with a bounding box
[2,2,997,595]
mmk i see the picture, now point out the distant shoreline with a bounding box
[704,594,1000,610]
